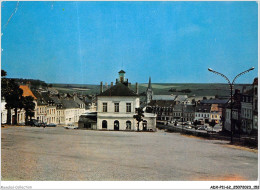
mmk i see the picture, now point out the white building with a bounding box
[194,105,211,123]
[1,98,8,124]
[241,93,253,134]
[97,71,156,131]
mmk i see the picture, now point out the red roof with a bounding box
[19,85,37,100]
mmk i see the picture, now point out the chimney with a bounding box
[111,82,113,87]
[136,82,138,94]
[100,82,103,93]
[116,79,118,84]
[105,82,108,90]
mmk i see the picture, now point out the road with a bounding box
[1,126,258,181]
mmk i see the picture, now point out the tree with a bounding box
[203,97,207,100]
[22,96,35,124]
[193,120,199,129]
[133,108,144,132]
[4,80,24,125]
[1,72,24,125]
[209,120,216,128]
[1,69,7,77]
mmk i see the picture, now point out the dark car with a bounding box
[46,123,57,127]
[39,122,47,127]
[26,119,41,127]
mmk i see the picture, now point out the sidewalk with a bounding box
[161,124,258,149]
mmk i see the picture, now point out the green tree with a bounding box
[133,108,144,132]
[1,70,24,125]
[1,70,7,77]
[4,80,24,125]
[22,96,35,124]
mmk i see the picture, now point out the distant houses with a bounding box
[1,85,87,125]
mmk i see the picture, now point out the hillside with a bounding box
[51,83,252,97]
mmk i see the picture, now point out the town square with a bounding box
[1,1,258,189]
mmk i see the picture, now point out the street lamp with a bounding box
[208,67,254,144]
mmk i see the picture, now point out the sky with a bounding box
[1,1,258,84]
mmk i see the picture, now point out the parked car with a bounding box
[198,125,207,130]
[185,126,192,129]
[64,124,78,129]
[26,119,41,127]
[46,123,56,127]
[39,122,47,127]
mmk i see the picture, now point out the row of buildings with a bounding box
[145,76,258,135]
[223,78,258,135]
[145,76,226,125]
[1,85,86,125]
[1,70,257,134]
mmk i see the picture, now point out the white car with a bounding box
[64,124,78,129]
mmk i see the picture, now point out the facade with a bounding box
[252,78,258,132]
[147,101,195,123]
[241,91,253,134]
[194,105,211,123]
[32,90,48,123]
[96,71,156,131]
[78,112,97,129]
[210,104,222,124]
[1,98,8,124]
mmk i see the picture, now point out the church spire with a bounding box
[148,76,152,89]
[146,77,153,105]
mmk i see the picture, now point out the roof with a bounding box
[50,96,62,104]
[195,105,211,112]
[98,83,138,97]
[200,99,229,105]
[31,90,48,105]
[61,99,79,109]
[173,104,195,112]
[243,88,253,96]
[19,85,37,100]
[118,70,126,74]
[152,95,188,101]
[74,96,85,105]
[148,100,175,107]
[41,92,53,102]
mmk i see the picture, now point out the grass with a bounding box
[52,83,251,97]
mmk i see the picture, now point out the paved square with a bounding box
[1,127,258,181]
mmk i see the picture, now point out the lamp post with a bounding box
[208,67,254,144]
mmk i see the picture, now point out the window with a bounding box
[102,120,107,129]
[103,103,107,112]
[114,103,119,112]
[126,103,131,112]
[126,121,131,130]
